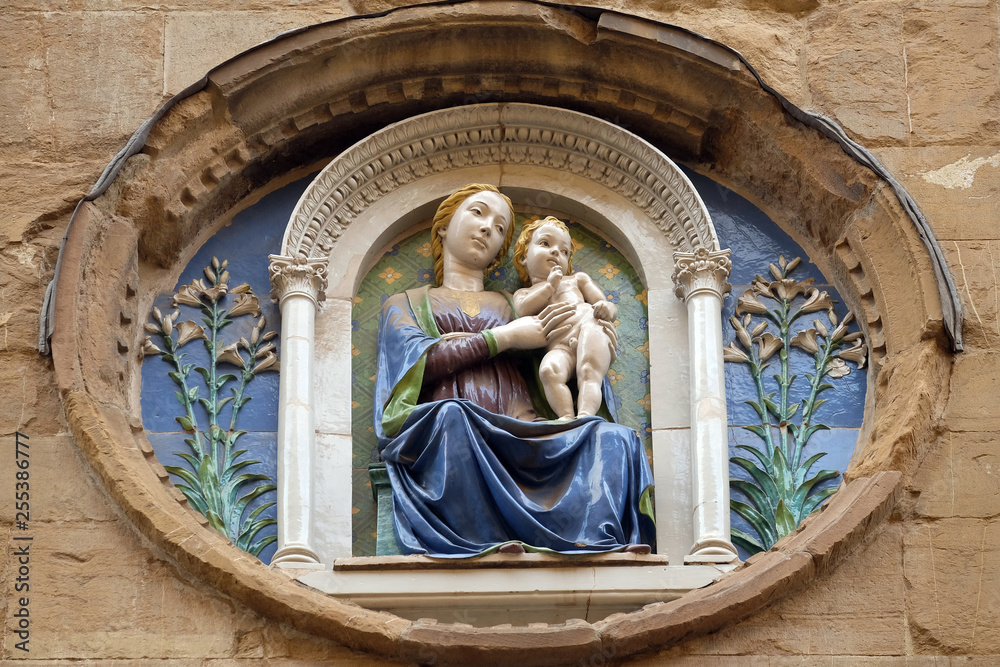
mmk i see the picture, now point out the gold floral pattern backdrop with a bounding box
[350,214,651,556]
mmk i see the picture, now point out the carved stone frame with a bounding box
[266,103,738,617]
[49,1,956,659]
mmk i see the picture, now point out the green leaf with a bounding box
[187,386,199,401]
[168,371,183,386]
[796,451,830,484]
[796,424,829,449]
[175,415,195,432]
[204,508,227,535]
[742,424,771,441]
[763,398,782,418]
[785,403,800,420]
[248,534,278,557]
[731,479,774,516]
[744,400,765,419]
[736,444,774,474]
[791,469,840,521]
[775,499,797,539]
[801,487,838,515]
[216,374,238,389]
[772,446,791,496]
[194,366,211,385]
[730,458,780,504]
[216,396,234,412]
[730,528,765,556]
[731,499,777,549]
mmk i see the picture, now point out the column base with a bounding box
[684,537,739,564]
[272,543,322,567]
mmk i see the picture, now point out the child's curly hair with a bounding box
[512,216,575,286]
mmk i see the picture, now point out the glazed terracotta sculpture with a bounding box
[374,184,654,557]
[512,216,618,420]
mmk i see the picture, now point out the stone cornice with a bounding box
[283,103,718,258]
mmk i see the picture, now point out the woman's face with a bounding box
[438,191,512,272]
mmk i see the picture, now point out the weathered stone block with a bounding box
[876,147,1000,243]
[940,241,1000,351]
[666,524,905,656]
[43,12,164,160]
[0,354,67,437]
[0,162,101,247]
[639,6,807,105]
[0,434,118,525]
[163,10,350,96]
[903,4,1000,145]
[904,519,1000,653]
[944,351,1000,432]
[807,2,908,144]
[0,14,53,161]
[8,521,247,659]
[913,431,1000,519]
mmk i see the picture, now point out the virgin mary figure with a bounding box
[374,184,655,557]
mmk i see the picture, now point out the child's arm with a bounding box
[577,272,617,321]
[513,267,561,316]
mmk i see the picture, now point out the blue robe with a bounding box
[375,286,655,557]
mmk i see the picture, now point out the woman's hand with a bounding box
[491,303,578,353]
[539,302,577,343]
[490,316,548,352]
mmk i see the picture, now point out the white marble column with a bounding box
[268,255,328,567]
[672,248,739,564]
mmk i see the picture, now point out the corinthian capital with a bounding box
[268,255,328,305]
[672,248,733,302]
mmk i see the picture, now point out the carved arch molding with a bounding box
[50,2,956,663]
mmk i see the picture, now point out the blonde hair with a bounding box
[430,184,515,286]
[512,216,574,286]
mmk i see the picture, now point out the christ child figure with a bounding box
[512,216,618,420]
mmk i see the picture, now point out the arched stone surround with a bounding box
[49,2,955,662]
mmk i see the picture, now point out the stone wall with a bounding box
[2,0,998,663]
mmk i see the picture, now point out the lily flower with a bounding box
[216,342,245,367]
[751,321,768,337]
[736,289,769,316]
[730,316,752,349]
[800,288,833,314]
[790,328,820,354]
[837,340,868,369]
[723,342,750,363]
[141,337,162,356]
[202,283,228,303]
[175,321,207,347]
[772,278,807,302]
[229,293,260,318]
[231,283,252,295]
[173,280,205,308]
[162,310,179,337]
[830,311,856,342]
[814,319,828,338]
[825,358,851,379]
[252,351,280,374]
[755,332,783,361]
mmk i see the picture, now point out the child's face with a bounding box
[523,222,571,284]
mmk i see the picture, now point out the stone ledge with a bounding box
[334,552,669,571]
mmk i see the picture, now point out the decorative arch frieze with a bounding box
[281,104,718,259]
